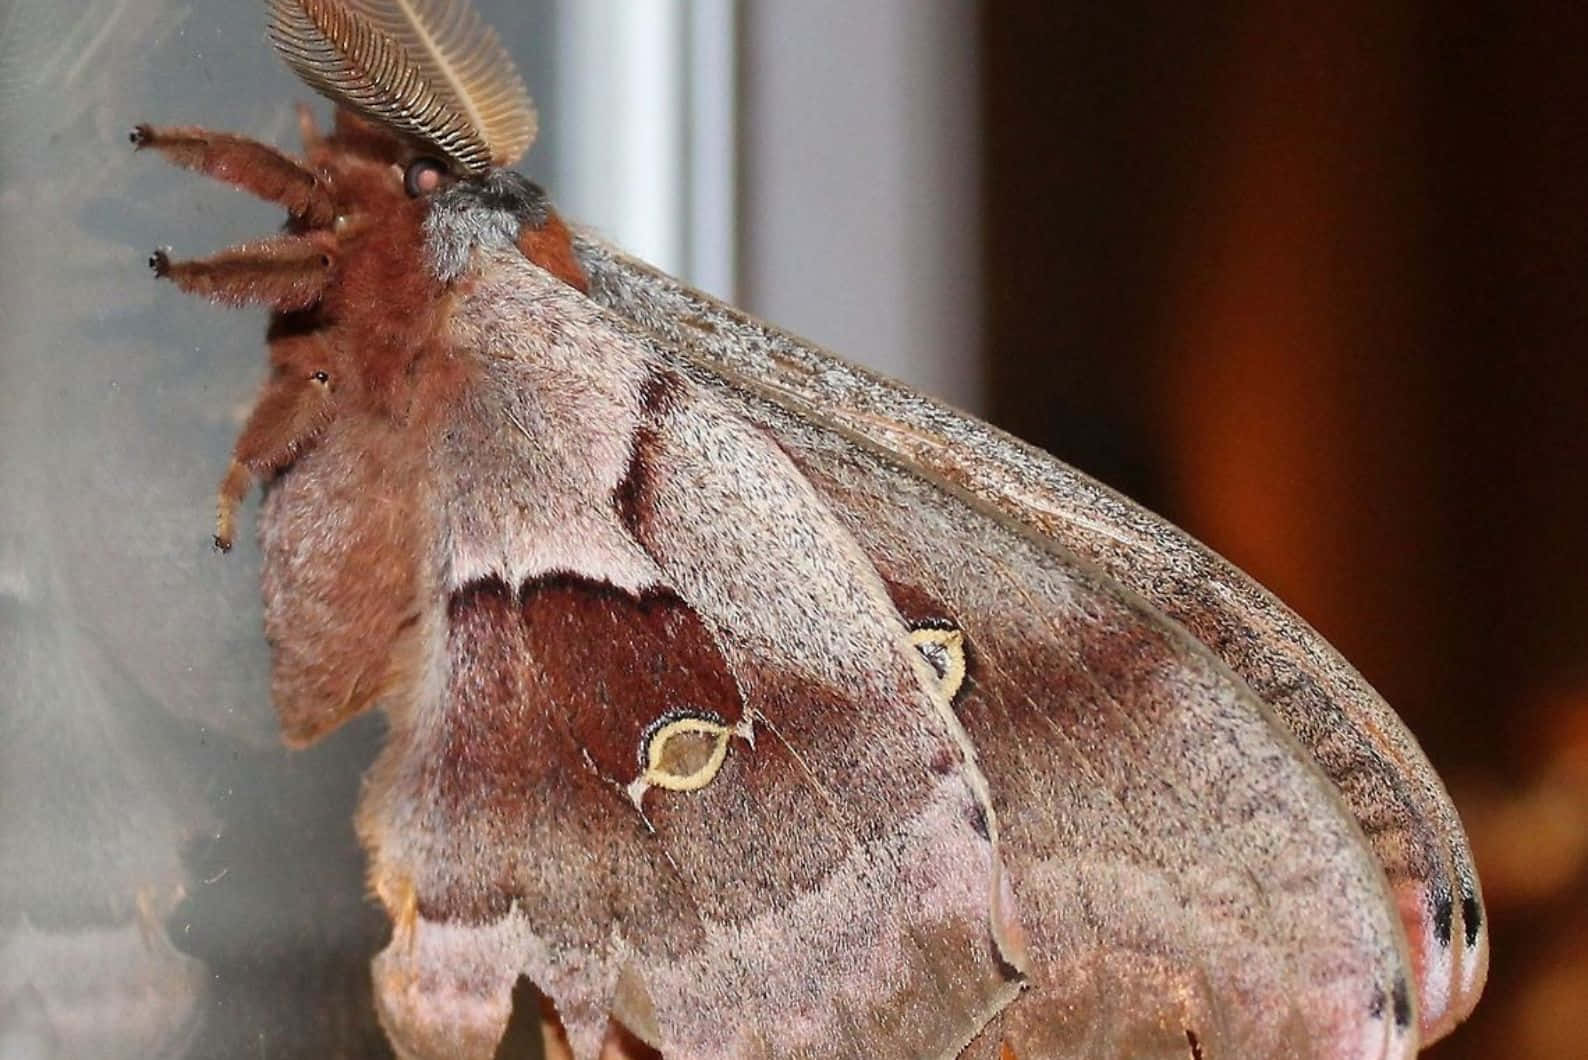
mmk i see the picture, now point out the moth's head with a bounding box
[266,0,585,289]
[421,167,587,291]
[294,111,586,293]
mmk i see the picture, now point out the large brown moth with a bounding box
[135,0,1489,1056]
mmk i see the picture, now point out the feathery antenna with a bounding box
[265,0,537,174]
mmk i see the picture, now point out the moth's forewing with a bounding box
[347,240,1421,1056]
[573,237,1489,1043]
[331,251,1024,1059]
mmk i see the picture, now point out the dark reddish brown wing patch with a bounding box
[517,211,589,293]
[402,572,746,927]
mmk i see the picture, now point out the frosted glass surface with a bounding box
[0,3,560,1056]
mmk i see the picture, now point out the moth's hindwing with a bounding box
[686,359,1419,1059]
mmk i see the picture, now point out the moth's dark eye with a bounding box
[403,158,449,198]
[310,371,330,385]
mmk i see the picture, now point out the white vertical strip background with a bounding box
[551,0,737,300]
[685,0,738,300]
[550,0,979,407]
[740,0,982,410]
[553,1,686,276]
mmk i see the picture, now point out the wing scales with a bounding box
[700,373,1418,1057]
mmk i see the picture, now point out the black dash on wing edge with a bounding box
[1462,892,1483,947]
[1433,895,1454,947]
[1392,976,1412,1030]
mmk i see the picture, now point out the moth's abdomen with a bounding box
[259,412,428,746]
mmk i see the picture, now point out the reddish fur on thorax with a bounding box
[309,163,451,414]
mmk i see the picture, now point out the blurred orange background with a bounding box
[980,3,1587,1055]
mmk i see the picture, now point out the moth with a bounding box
[136,1,1488,1057]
